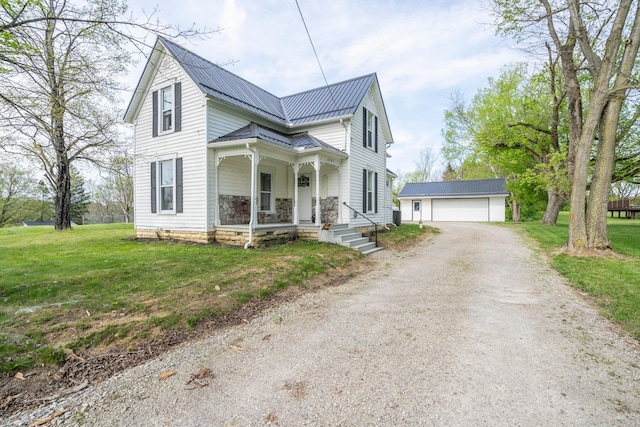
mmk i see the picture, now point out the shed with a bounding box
[397,179,509,222]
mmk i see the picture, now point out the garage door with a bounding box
[432,198,489,221]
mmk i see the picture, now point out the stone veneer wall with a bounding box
[311,197,338,223]
[219,195,292,225]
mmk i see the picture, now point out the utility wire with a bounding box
[295,0,341,113]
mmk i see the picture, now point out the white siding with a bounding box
[134,51,207,232]
[306,122,348,152]
[207,104,250,141]
[399,196,507,222]
[346,85,388,227]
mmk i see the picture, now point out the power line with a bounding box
[295,0,340,113]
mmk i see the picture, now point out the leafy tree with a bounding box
[70,171,90,224]
[489,0,640,251]
[0,0,214,230]
[441,163,458,182]
[0,160,34,226]
[95,149,133,222]
[443,64,567,224]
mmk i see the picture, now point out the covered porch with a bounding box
[208,123,348,246]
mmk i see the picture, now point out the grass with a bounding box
[513,213,640,339]
[0,224,369,373]
[0,223,430,374]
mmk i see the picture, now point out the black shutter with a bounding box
[374,172,378,213]
[176,157,183,213]
[374,116,378,153]
[362,107,367,148]
[174,82,182,132]
[362,169,367,212]
[150,162,157,213]
[152,91,158,137]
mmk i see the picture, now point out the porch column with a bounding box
[337,164,342,224]
[314,156,321,225]
[214,153,221,227]
[292,163,300,225]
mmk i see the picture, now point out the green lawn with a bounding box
[513,214,640,339]
[0,223,429,373]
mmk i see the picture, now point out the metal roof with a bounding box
[281,74,376,124]
[398,179,509,198]
[213,123,346,155]
[159,37,374,126]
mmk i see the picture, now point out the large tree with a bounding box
[0,0,213,230]
[490,0,640,252]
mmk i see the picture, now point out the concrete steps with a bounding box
[318,224,382,255]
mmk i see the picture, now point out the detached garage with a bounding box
[398,179,509,223]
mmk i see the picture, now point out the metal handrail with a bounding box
[343,202,378,247]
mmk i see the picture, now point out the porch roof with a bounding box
[211,123,347,156]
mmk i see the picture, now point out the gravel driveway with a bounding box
[7,222,640,426]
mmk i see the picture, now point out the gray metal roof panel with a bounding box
[398,179,508,198]
[160,37,374,126]
[281,74,375,124]
[212,123,344,155]
[159,38,287,123]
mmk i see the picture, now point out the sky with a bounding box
[126,0,526,178]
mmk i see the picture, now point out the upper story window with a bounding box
[152,82,182,137]
[362,107,378,152]
[366,111,374,148]
[160,86,173,133]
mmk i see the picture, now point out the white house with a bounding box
[124,37,395,251]
[398,179,509,222]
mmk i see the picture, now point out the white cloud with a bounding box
[126,0,527,176]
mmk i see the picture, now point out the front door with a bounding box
[298,175,312,222]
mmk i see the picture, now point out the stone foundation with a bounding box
[137,229,215,243]
[138,227,313,248]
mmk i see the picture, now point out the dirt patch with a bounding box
[0,255,374,418]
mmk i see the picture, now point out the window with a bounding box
[366,111,374,148]
[362,107,378,152]
[413,201,421,212]
[160,160,174,211]
[150,158,183,214]
[152,82,181,137]
[362,169,378,213]
[260,172,272,211]
[160,86,173,133]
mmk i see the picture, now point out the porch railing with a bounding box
[342,202,378,248]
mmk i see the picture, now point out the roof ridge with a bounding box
[281,73,376,100]
[158,37,282,102]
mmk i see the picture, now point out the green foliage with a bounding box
[70,171,91,224]
[442,63,567,221]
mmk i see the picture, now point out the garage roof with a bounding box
[398,179,508,198]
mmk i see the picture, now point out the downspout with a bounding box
[244,142,256,249]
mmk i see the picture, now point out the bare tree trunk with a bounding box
[542,189,564,226]
[54,155,72,229]
[586,2,640,250]
[510,197,521,222]
[565,0,633,252]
